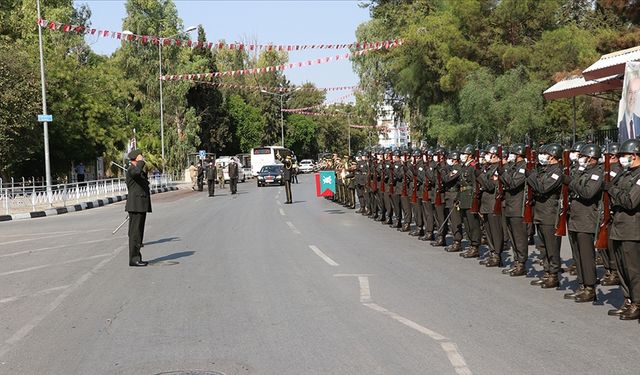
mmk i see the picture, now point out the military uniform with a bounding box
[607,139,640,319]
[409,153,424,237]
[391,155,403,228]
[458,150,482,258]
[527,145,564,288]
[442,158,463,252]
[500,150,529,275]
[206,162,217,197]
[399,155,413,231]
[477,160,503,267]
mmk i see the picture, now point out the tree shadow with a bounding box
[144,237,180,246]
[147,251,195,263]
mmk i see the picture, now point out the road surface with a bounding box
[0,175,637,375]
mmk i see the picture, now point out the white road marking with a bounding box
[286,221,301,234]
[308,245,339,266]
[358,276,371,302]
[0,229,105,246]
[340,275,472,375]
[334,274,373,277]
[0,230,80,238]
[276,201,282,206]
[0,246,124,358]
[0,285,71,304]
[0,237,124,258]
[0,253,112,277]
[279,208,286,216]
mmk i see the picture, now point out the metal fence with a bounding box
[0,175,173,215]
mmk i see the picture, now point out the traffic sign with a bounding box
[198,150,206,159]
[37,114,53,122]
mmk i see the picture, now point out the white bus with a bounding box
[250,146,292,176]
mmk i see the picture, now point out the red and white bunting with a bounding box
[192,81,360,93]
[159,43,401,80]
[38,19,402,52]
[283,92,357,113]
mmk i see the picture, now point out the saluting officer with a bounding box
[476,145,504,267]
[499,144,529,276]
[606,139,640,320]
[125,149,152,267]
[458,145,482,258]
[527,144,564,289]
[563,144,603,302]
[278,152,294,204]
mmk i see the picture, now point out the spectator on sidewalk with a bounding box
[188,162,197,190]
[75,162,85,183]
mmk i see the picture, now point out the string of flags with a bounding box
[283,92,356,113]
[192,81,360,93]
[159,42,402,80]
[37,19,402,52]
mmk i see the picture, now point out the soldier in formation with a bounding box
[323,139,640,321]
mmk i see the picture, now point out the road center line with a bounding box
[0,237,124,258]
[0,246,124,358]
[337,275,472,375]
[285,221,301,234]
[0,253,112,277]
[0,285,71,304]
[279,208,286,216]
[308,245,339,266]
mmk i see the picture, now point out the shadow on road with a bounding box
[147,251,195,263]
[324,209,345,214]
[144,237,181,246]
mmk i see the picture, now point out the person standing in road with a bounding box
[125,149,152,267]
[292,159,300,184]
[278,152,293,204]
[197,162,204,191]
[217,162,225,189]
[228,158,239,194]
[206,161,217,197]
[188,162,197,191]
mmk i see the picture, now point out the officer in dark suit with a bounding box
[476,145,503,266]
[278,152,293,203]
[606,139,640,320]
[197,162,204,191]
[228,158,239,194]
[527,144,564,289]
[206,161,217,197]
[125,149,152,267]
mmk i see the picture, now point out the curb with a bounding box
[0,186,179,222]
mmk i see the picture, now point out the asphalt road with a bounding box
[0,175,637,375]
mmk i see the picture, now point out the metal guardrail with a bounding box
[0,175,172,215]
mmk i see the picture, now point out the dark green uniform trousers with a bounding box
[506,216,529,262]
[128,212,146,264]
[537,224,562,274]
[616,240,640,303]
[569,231,596,286]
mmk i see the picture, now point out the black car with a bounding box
[256,164,284,187]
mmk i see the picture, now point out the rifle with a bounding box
[595,153,611,250]
[401,154,409,197]
[389,155,395,195]
[380,156,386,193]
[372,156,378,192]
[411,156,418,204]
[555,149,571,236]
[422,152,430,202]
[434,154,443,206]
[523,145,535,224]
[493,145,504,215]
[470,147,481,213]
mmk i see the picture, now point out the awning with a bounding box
[543,74,622,100]
[582,46,640,80]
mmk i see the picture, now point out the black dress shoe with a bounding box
[129,261,148,267]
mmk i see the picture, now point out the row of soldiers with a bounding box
[325,139,640,321]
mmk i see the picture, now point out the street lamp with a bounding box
[260,87,301,147]
[36,0,52,205]
[124,25,197,172]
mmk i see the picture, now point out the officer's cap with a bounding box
[128,149,142,160]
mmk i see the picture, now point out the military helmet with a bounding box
[412,149,421,157]
[435,146,446,155]
[543,143,563,160]
[579,144,601,159]
[356,150,363,157]
[460,144,474,155]
[619,138,640,154]
[393,149,401,157]
[486,144,499,154]
[571,141,586,152]
[385,147,392,154]
[511,143,526,156]
[604,142,619,155]
[427,147,435,156]
[449,150,460,160]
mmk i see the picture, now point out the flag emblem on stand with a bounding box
[315,171,336,197]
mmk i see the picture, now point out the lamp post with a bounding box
[125,26,197,172]
[158,26,197,172]
[260,87,301,147]
[36,0,52,205]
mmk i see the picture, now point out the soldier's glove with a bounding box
[562,174,572,184]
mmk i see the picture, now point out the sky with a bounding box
[71,0,372,104]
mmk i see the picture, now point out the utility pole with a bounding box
[36,0,52,205]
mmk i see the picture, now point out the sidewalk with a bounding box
[0,186,179,222]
